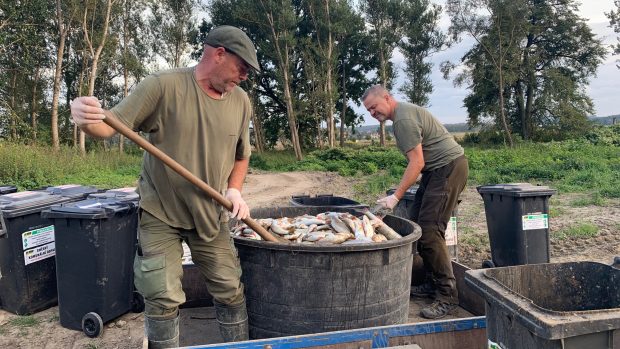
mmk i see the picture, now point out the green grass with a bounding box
[0,143,141,189]
[9,316,39,328]
[569,193,606,207]
[555,223,599,240]
[549,206,568,218]
[0,324,7,335]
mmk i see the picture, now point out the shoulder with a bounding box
[149,67,193,84]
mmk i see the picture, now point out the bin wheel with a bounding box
[82,312,103,338]
[482,260,495,268]
[613,256,620,269]
[132,291,145,313]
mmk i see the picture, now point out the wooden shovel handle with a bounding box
[103,113,279,243]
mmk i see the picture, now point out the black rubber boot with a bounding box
[214,299,249,342]
[145,313,180,349]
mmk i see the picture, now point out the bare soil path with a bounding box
[1,171,618,348]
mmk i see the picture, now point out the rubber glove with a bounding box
[70,96,106,126]
[226,188,250,220]
[376,194,399,210]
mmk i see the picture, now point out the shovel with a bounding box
[362,204,402,240]
[103,114,283,243]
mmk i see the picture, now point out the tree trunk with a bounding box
[379,48,388,147]
[80,0,113,154]
[9,72,17,141]
[51,1,67,151]
[325,0,335,148]
[515,80,527,140]
[30,65,40,143]
[498,69,513,147]
[339,59,346,147]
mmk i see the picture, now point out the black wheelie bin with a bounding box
[41,197,142,338]
[477,183,555,268]
[0,189,91,315]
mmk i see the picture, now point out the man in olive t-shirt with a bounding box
[70,26,259,347]
[362,85,469,320]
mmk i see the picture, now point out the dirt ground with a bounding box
[1,171,618,348]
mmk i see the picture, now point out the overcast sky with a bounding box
[358,0,620,126]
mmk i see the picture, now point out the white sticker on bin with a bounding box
[24,242,55,265]
[181,242,193,265]
[22,225,55,250]
[445,216,457,246]
[522,214,548,230]
[113,187,136,193]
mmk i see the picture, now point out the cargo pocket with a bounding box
[224,225,242,278]
[134,253,166,300]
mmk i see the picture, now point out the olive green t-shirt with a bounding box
[393,102,463,171]
[111,67,252,241]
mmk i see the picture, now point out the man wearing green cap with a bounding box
[70,25,260,348]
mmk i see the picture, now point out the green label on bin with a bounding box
[488,339,503,349]
[22,225,55,250]
[522,214,548,230]
[445,216,457,246]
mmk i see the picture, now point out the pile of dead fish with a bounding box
[231,211,402,244]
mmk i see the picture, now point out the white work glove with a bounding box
[225,188,250,220]
[70,96,105,126]
[376,194,399,210]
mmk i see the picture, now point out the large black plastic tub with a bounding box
[232,206,421,339]
[289,194,368,209]
[0,191,76,314]
[0,185,17,195]
[387,186,460,261]
[477,183,555,267]
[41,198,140,336]
[466,262,620,349]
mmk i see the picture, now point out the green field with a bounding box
[1,126,618,202]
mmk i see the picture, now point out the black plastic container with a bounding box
[0,191,76,315]
[88,187,139,202]
[41,198,141,337]
[477,183,555,267]
[466,262,620,349]
[232,206,421,339]
[43,184,100,198]
[0,185,17,195]
[386,186,460,261]
[289,194,368,210]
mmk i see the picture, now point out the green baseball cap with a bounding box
[204,25,260,72]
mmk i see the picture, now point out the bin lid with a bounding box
[43,184,100,198]
[0,185,17,195]
[386,186,419,200]
[42,198,136,219]
[88,187,139,202]
[0,191,71,217]
[477,183,556,197]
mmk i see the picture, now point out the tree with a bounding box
[149,0,198,68]
[78,0,117,153]
[444,0,523,147]
[208,0,304,160]
[398,0,445,107]
[443,0,605,142]
[361,0,402,146]
[607,0,620,68]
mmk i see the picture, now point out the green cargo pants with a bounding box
[134,210,245,319]
[411,155,468,304]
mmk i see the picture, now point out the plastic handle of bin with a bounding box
[102,114,283,243]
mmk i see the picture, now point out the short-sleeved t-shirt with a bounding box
[393,102,463,171]
[111,67,252,241]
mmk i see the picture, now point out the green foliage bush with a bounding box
[0,143,141,189]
